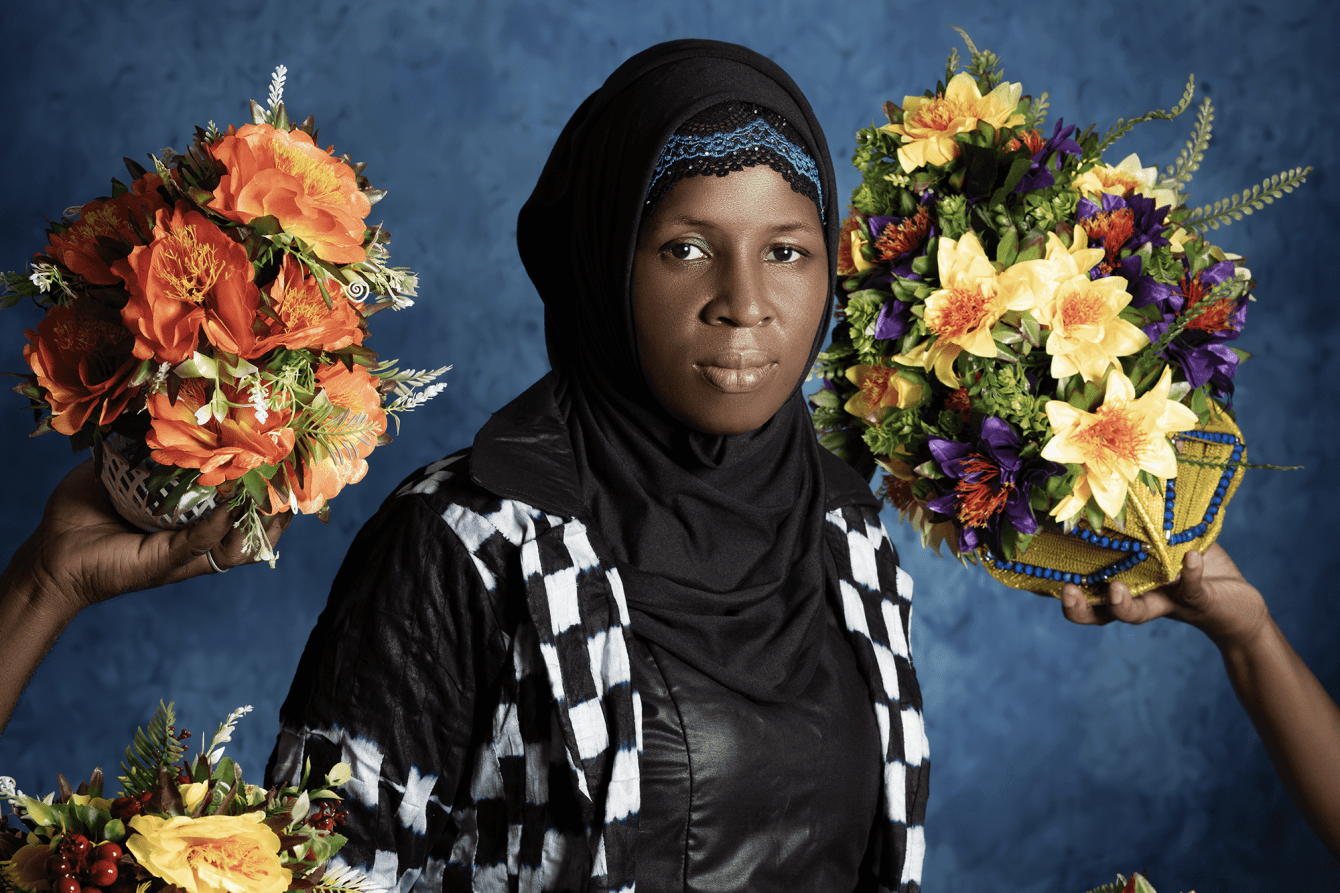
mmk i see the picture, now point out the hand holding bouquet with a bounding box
[812,32,1308,596]
[4,67,447,561]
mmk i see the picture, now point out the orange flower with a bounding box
[116,202,262,364]
[22,301,140,435]
[209,123,372,264]
[268,363,386,514]
[146,378,295,487]
[256,254,365,353]
[45,174,169,285]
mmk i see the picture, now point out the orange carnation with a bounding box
[255,254,365,353]
[208,123,371,264]
[45,174,169,285]
[268,363,386,514]
[115,202,261,364]
[22,301,140,435]
[146,378,295,487]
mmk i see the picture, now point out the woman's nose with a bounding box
[703,255,774,327]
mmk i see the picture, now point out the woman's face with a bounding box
[631,165,828,435]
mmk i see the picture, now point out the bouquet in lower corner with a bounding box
[3,66,447,560]
[812,30,1308,597]
[0,703,368,893]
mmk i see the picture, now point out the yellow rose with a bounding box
[127,813,292,893]
[179,781,210,813]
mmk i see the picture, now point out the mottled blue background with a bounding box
[2,1,1337,890]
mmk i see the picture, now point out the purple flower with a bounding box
[1145,259,1247,396]
[925,416,1064,554]
[1014,120,1082,193]
[874,297,911,340]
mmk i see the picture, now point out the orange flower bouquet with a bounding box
[3,67,446,560]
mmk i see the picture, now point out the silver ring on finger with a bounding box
[206,550,228,574]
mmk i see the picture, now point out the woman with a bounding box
[265,39,928,892]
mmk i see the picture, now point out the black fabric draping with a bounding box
[512,39,841,704]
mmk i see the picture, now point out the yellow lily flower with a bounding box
[1031,230,1149,382]
[1072,153,1180,211]
[882,72,1024,172]
[1041,366,1199,522]
[917,231,1043,387]
[844,365,924,424]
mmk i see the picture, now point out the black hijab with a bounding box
[516,40,840,704]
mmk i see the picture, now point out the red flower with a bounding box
[45,174,169,285]
[115,202,261,363]
[146,378,295,487]
[255,254,365,353]
[267,363,386,514]
[22,301,140,435]
[208,123,372,264]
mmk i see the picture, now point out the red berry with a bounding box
[88,860,119,886]
[93,842,122,863]
[46,854,76,878]
[55,877,80,893]
[65,834,90,858]
[82,886,101,893]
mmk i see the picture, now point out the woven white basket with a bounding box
[98,432,217,532]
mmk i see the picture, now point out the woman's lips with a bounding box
[694,352,777,393]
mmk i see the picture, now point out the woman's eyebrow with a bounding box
[653,215,821,234]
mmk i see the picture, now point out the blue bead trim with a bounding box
[984,428,1243,586]
[648,118,825,221]
[983,529,1151,587]
[1164,430,1243,544]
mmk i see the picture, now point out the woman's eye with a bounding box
[667,242,706,261]
[767,245,802,263]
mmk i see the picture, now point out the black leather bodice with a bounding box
[631,603,882,892]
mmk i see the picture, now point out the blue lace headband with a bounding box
[645,113,825,224]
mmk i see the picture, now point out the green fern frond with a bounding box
[1166,96,1214,186]
[952,27,1004,90]
[119,701,188,796]
[1181,166,1312,233]
[1090,75,1196,160]
[1132,277,1247,383]
[1023,91,1050,131]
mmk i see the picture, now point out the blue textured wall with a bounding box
[2,1,1336,890]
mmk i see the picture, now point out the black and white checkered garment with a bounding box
[268,453,928,892]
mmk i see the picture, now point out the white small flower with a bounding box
[0,776,17,800]
[249,378,271,425]
[206,705,255,762]
[148,361,173,395]
[267,64,288,111]
[28,263,56,293]
[194,404,213,426]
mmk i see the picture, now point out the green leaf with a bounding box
[989,153,1033,207]
[1084,499,1106,533]
[155,469,204,516]
[245,215,283,236]
[959,142,999,198]
[103,818,127,843]
[238,468,272,507]
[995,225,1018,267]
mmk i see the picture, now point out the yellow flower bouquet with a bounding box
[0,702,369,893]
[811,31,1308,597]
[3,66,447,560]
